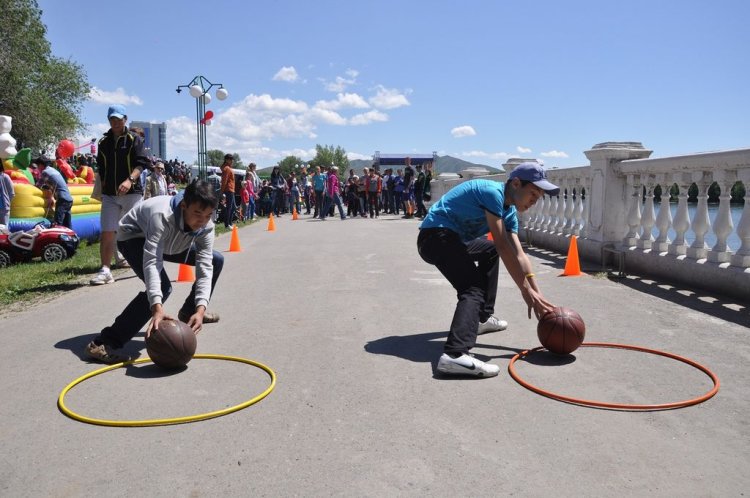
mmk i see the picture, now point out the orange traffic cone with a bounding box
[292,207,298,220]
[561,235,582,276]
[229,225,242,252]
[177,263,195,283]
[267,213,276,232]
[487,232,494,242]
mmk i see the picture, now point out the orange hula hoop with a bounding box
[508,342,720,411]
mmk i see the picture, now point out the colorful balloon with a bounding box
[56,140,75,159]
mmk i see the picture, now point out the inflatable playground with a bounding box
[1,115,102,242]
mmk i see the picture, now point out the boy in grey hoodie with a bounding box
[84,180,224,364]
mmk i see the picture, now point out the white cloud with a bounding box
[541,150,569,158]
[368,85,410,109]
[88,87,143,106]
[451,126,476,138]
[244,93,309,113]
[349,110,388,125]
[324,69,358,92]
[517,146,532,153]
[314,93,370,111]
[309,107,348,126]
[460,150,510,160]
[272,66,299,82]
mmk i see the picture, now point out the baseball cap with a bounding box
[107,104,126,119]
[508,162,560,196]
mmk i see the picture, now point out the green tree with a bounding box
[206,149,243,168]
[276,155,304,177]
[0,0,90,153]
[309,144,349,171]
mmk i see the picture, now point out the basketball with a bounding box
[146,319,197,369]
[537,307,586,354]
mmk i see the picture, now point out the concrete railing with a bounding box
[429,143,750,301]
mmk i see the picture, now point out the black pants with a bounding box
[417,228,499,355]
[97,237,224,349]
[53,199,73,229]
[223,191,236,228]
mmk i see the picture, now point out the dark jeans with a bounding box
[415,189,426,217]
[223,191,236,228]
[54,199,73,229]
[417,228,498,355]
[320,193,346,219]
[313,190,324,217]
[97,237,225,349]
[368,192,380,217]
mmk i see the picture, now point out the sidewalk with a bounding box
[1,212,748,497]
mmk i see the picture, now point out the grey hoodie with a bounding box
[118,193,215,309]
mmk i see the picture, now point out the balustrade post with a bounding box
[563,180,575,235]
[730,168,750,268]
[583,142,652,244]
[708,169,736,263]
[573,181,584,237]
[623,174,642,247]
[686,171,711,259]
[669,173,691,256]
[653,174,673,252]
[580,177,592,238]
[638,174,656,250]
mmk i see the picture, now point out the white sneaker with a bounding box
[478,315,508,335]
[89,269,115,285]
[437,353,500,377]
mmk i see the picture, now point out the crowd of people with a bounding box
[211,157,434,227]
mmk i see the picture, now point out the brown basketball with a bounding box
[146,319,197,369]
[537,307,586,354]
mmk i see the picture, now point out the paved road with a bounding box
[1,212,748,497]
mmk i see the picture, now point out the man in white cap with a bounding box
[417,162,559,377]
[90,104,150,285]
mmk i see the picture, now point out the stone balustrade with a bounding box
[428,143,750,301]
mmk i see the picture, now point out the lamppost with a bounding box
[176,75,229,181]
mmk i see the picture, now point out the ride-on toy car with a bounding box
[0,223,80,267]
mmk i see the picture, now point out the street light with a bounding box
[176,75,229,181]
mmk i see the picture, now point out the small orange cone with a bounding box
[229,225,242,252]
[487,232,494,242]
[177,263,195,283]
[561,235,582,276]
[292,207,298,220]
[267,213,276,232]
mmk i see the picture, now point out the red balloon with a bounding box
[204,110,214,120]
[200,118,206,125]
[56,140,75,159]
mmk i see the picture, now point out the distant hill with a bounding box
[258,155,502,175]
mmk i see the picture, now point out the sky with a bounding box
[38,0,749,169]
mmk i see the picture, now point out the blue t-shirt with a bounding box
[41,167,74,202]
[420,179,518,242]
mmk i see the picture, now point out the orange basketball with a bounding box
[537,307,586,354]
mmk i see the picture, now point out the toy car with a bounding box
[0,223,80,267]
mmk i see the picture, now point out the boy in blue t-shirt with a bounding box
[417,162,560,377]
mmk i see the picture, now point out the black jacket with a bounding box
[97,128,150,196]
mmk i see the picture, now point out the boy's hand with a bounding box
[520,283,555,320]
[147,304,173,338]
[184,306,206,334]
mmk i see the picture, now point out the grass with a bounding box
[0,218,255,310]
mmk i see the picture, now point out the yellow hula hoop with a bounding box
[58,354,276,427]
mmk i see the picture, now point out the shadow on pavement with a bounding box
[365,330,527,380]
[55,333,146,362]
